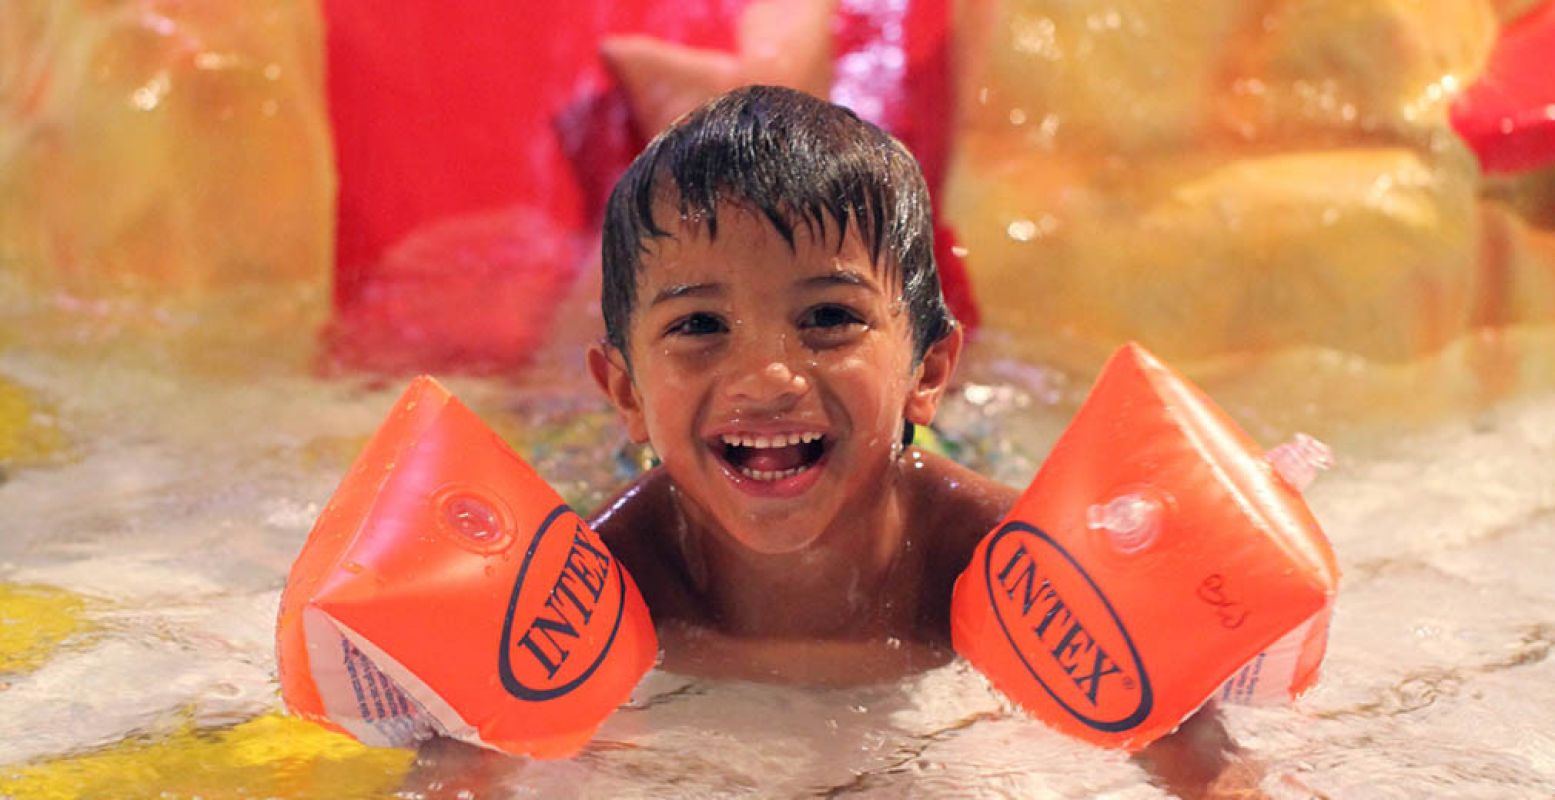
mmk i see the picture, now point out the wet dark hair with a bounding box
[600,85,952,363]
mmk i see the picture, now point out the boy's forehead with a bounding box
[637,194,891,285]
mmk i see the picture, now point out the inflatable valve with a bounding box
[1086,492,1164,555]
[276,376,658,758]
[1265,433,1334,493]
[951,343,1339,751]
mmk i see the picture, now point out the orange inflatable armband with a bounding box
[951,344,1339,751]
[276,376,658,758]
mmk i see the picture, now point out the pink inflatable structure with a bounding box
[321,0,974,374]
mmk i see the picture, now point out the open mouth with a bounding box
[715,432,828,483]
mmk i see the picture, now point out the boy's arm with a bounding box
[1135,707,1271,799]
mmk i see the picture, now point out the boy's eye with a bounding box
[799,304,865,330]
[666,312,727,337]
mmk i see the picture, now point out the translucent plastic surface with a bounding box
[0,1,333,308]
[945,0,1555,376]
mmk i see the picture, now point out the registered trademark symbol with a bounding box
[1122,677,1136,690]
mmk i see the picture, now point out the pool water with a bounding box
[1,295,1552,798]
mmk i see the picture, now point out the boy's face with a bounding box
[589,203,959,555]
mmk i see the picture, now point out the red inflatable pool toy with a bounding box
[951,343,1339,751]
[1451,0,1555,174]
[321,0,974,373]
[277,376,658,757]
[321,1,737,373]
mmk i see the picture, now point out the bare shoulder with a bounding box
[588,466,675,549]
[587,467,706,623]
[902,449,1020,568]
[900,449,1019,639]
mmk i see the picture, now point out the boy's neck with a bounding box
[667,463,922,639]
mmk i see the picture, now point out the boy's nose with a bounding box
[723,358,810,407]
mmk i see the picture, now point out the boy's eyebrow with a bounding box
[797,271,880,293]
[649,282,725,306]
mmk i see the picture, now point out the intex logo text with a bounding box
[497,506,626,702]
[982,522,1153,732]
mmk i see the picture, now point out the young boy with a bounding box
[586,85,1018,684]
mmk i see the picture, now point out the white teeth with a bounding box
[737,464,810,482]
[719,432,825,449]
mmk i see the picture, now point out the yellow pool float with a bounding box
[0,583,91,675]
[0,714,414,800]
[0,377,68,469]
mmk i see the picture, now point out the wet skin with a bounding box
[587,201,1018,683]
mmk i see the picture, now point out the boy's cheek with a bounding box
[823,351,914,396]
[637,383,695,447]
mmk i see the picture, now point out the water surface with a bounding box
[1,312,1552,798]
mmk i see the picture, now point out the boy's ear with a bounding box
[587,343,651,444]
[905,322,963,427]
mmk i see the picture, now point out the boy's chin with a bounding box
[722,521,826,556]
